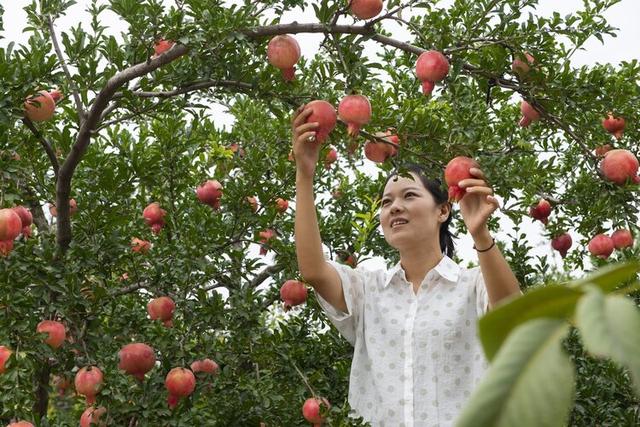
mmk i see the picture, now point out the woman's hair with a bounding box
[382,163,456,258]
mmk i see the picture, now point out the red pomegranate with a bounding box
[519,100,540,127]
[529,199,552,225]
[196,180,223,208]
[153,39,175,56]
[415,51,449,96]
[302,397,331,425]
[338,94,372,137]
[191,358,219,375]
[588,234,614,259]
[275,198,289,213]
[444,156,480,202]
[247,196,258,212]
[49,198,78,217]
[143,202,166,234]
[0,346,12,374]
[24,90,58,122]
[131,237,151,254]
[303,101,337,143]
[364,131,399,163]
[118,343,156,381]
[147,296,176,327]
[165,367,196,409]
[611,229,633,249]
[74,366,104,405]
[259,228,277,255]
[7,422,35,427]
[267,35,301,81]
[0,208,22,256]
[602,113,625,140]
[511,52,535,76]
[600,149,639,185]
[324,147,338,169]
[12,206,33,237]
[280,280,308,311]
[595,144,613,157]
[80,406,107,427]
[36,320,66,349]
[551,233,572,258]
[349,0,383,19]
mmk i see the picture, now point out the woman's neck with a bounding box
[399,245,444,288]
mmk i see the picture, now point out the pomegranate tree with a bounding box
[12,206,33,237]
[349,0,383,19]
[529,199,552,225]
[302,396,331,426]
[415,50,449,96]
[337,94,371,137]
[74,366,104,405]
[147,296,176,327]
[280,280,308,311]
[444,156,480,202]
[551,233,572,258]
[118,343,156,381]
[165,367,196,409]
[0,208,22,256]
[611,229,633,249]
[588,234,614,259]
[519,100,540,127]
[275,198,289,213]
[267,35,301,81]
[80,406,107,427]
[602,113,625,140]
[303,100,337,143]
[36,320,66,349]
[143,202,166,234]
[191,358,219,375]
[0,345,12,374]
[196,180,223,209]
[600,149,639,185]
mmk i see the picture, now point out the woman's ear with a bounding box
[439,203,451,222]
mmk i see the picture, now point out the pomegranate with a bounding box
[302,397,331,425]
[511,52,535,76]
[588,234,614,259]
[36,320,66,349]
[165,367,196,409]
[602,113,625,140]
[551,233,572,258]
[80,406,107,427]
[49,198,78,217]
[338,94,371,137]
[247,196,258,212]
[259,228,276,256]
[7,422,34,427]
[147,296,176,327]
[153,39,175,56]
[118,343,156,381]
[0,346,12,374]
[267,35,301,82]
[191,358,219,375]
[519,100,540,127]
[12,206,33,237]
[131,237,151,254]
[196,180,223,208]
[349,0,383,19]
[303,101,337,143]
[600,149,639,185]
[611,229,633,249]
[595,144,612,157]
[143,202,166,234]
[24,90,57,122]
[339,252,357,267]
[228,143,246,158]
[529,199,552,225]
[280,280,308,311]
[444,156,480,202]
[324,147,338,169]
[0,208,22,256]
[415,51,449,96]
[74,366,103,405]
[275,198,289,213]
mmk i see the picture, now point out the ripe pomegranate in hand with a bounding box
[602,113,625,140]
[196,180,223,209]
[611,229,633,249]
[415,51,449,96]
[529,199,552,225]
[519,100,540,127]
[191,358,219,375]
[551,233,572,258]
[349,0,383,19]
[280,280,308,311]
[80,406,106,427]
[118,343,156,381]
[12,206,33,238]
[267,35,301,81]
[165,367,196,409]
[511,52,535,77]
[0,208,22,256]
[600,149,639,185]
[36,320,66,349]
[444,156,480,202]
[275,198,289,213]
[303,101,337,143]
[324,147,338,169]
[302,397,331,425]
[75,366,104,405]
[143,202,166,234]
[588,234,614,259]
[147,296,176,327]
[131,238,151,254]
[24,90,61,122]
[0,346,12,374]
[338,94,372,137]
[153,39,175,56]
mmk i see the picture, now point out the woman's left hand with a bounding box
[458,168,500,238]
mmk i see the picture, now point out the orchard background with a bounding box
[1,0,640,426]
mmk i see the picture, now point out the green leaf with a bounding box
[567,261,640,293]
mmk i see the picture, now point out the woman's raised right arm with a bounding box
[291,106,348,313]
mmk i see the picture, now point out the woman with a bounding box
[291,105,522,427]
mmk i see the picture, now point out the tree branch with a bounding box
[22,117,59,181]
[249,264,286,289]
[111,281,147,297]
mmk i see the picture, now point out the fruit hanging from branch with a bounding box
[611,229,633,249]
[12,206,33,238]
[511,52,535,77]
[143,202,166,234]
[80,406,106,427]
[24,90,63,122]
[49,198,78,217]
[275,198,289,213]
[74,366,104,406]
[147,296,176,327]
[165,367,196,409]
[196,180,223,210]
[415,50,450,96]
[363,131,399,163]
[519,100,540,127]
[338,94,372,137]
[0,208,22,256]
[349,0,383,20]
[131,238,151,254]
[267,35,301,82]
[302,396,331,426]
[588,234,614,259]
[280,280,308,311]
[153,39,175,57]
[602,113,625,140]
[324,147,338,169]
[0,346,12,374]
[36,320,66,349]
[191,358,219,375]
[551,233,572,258]
[258,228,276,256]
[599,149,639,185]
[529,199,552,225]
[118,343,156,381]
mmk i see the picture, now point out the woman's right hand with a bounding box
[291,105,321,178]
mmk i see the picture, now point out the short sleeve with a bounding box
[314,260,365,346]
[473,268,490,316]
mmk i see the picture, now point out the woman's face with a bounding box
[380,172,449,250]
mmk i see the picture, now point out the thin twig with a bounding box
[22,117,60,180]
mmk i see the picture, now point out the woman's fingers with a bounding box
[297,131,317,144]
[292,106,313,128]
[459,178,489,189]
[469,167,487,179]
[465,186,494,195]
[294,122,319,138]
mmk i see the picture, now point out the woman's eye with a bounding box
[381,199,390,206]
[405,192,415,198]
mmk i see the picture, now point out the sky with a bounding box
[2,0,638,279]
